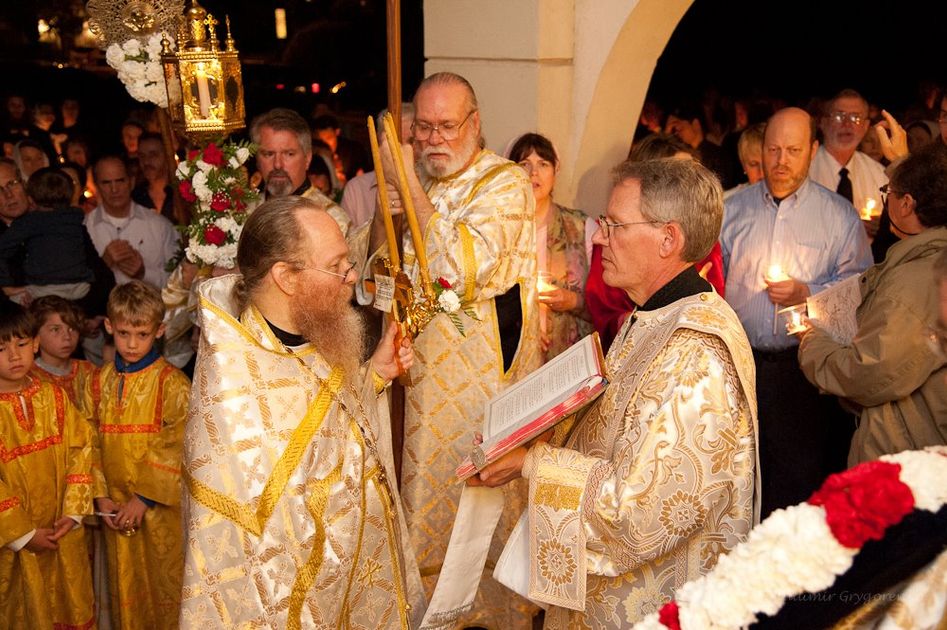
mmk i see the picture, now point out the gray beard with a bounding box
[290,289,364,384]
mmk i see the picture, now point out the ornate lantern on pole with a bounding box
[160,0,245,141]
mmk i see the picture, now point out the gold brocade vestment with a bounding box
[90,356,190,630]
[517,292,759,628]
[0,377,96,629]
[32,358,98,418]
[362,149,542,628]
[180,275,425,629]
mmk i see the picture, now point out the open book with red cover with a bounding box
[456,333,608,480]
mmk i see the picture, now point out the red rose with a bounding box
[234,199,246,212]
[202,142,225,167]
[203,225,227,246]
[187,149,200,161]
[437,277,452,289]
[179,180,197,203]
[210,193,231,212]
[808,461,915,548]
[230,185,244,198]
[658,601,681,630]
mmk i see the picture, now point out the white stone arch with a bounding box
[422,0,694,214]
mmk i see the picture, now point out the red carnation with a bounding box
[187,149,200,161]
[203,225,227,246]
[210,193,231,212]
[658,601,681,630]
[808,460,915,548]
[202,142,225,167]
[179,180,197,203]
[234,199,247,212]
[437,277,452,289]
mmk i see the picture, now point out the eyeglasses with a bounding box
[301,261,356,281]
[0,179,22,195]
[879,183,904,206]
[411,110,477,141]
[829,111,866,125]
[596,216,661,239]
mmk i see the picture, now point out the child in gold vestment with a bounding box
[0,301,96,628]
[90,281,190,630]
[30,296,99,417]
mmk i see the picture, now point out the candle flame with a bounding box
[766,264,788,282]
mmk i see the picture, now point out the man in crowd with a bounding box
[84,156,178,289]
[721,107,873,517]
[249,108,350,237]
[313,113,368,183]
[0,158,30,234]
[665,102,736,188]
[362,71,541,628]
[799,142,947,464]
[471,158,758,626]
[131,133,178,224]
[180,196,425,628]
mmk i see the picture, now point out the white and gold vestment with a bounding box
[180,275,425,629]
[505,292,760,628]
[360,149,542,628]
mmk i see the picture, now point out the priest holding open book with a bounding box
[464,158,761,627]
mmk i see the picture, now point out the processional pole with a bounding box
[385,0,406,486]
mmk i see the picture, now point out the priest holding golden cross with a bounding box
[358,71,543,628]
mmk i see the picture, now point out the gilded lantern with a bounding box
[161,0,245,139]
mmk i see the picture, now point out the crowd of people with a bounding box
[0,72,945,629]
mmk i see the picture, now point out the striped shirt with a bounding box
[721,178,872,351]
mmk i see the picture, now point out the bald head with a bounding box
[762,108,818,199]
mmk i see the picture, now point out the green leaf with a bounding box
[449,312,466,337]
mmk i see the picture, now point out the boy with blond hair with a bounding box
[0,301,96,628]
[90,280,189,629]
[30,296,98,417]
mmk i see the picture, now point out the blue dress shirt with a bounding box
[721,178,873,351]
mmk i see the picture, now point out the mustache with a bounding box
[267,168,291,179]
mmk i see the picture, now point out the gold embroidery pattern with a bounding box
[185,366,343,536]
[457,222,477,303]
[538,540,577,586]
[286,461,343,630]
[535,483,582,511]
[658,490,708,538]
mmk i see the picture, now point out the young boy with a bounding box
[90,280,190,630]
[30,295,98,417]
[0,301,96,628]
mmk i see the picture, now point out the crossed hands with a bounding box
[95,496,147,532]
[24,517,76,553]
[102,240,145,279]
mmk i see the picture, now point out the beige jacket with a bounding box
[799,227,947,465]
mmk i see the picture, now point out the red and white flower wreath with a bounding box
[634,447,947,630]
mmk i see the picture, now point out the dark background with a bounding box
[1,0,944,148]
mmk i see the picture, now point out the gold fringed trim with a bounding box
[457,223,477,303]
[185,366,343,537]
[287,462,343,630]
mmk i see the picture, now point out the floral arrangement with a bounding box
[175,140,257,269]
[634,447,947,630]
[105,32,172,107]
[432,277,477,336]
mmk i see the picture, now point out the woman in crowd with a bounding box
[508,132,595,359]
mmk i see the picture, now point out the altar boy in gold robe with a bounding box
[90,281,190,630]
[0,301,96,629]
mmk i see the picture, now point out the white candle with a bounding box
[537,272,554,338]
[766,264,789,283]
[195,67,212,118]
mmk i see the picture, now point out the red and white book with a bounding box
[456,333,607,480]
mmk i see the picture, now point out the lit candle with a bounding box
[766,263,789,334]
[766,264,789,283]
[859,198,878,221]
[537,272,554,337]
[195,66,212,118]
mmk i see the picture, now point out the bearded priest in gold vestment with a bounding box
[472,159,760,628]
[360,72,542,628]
[180,197,425,629]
